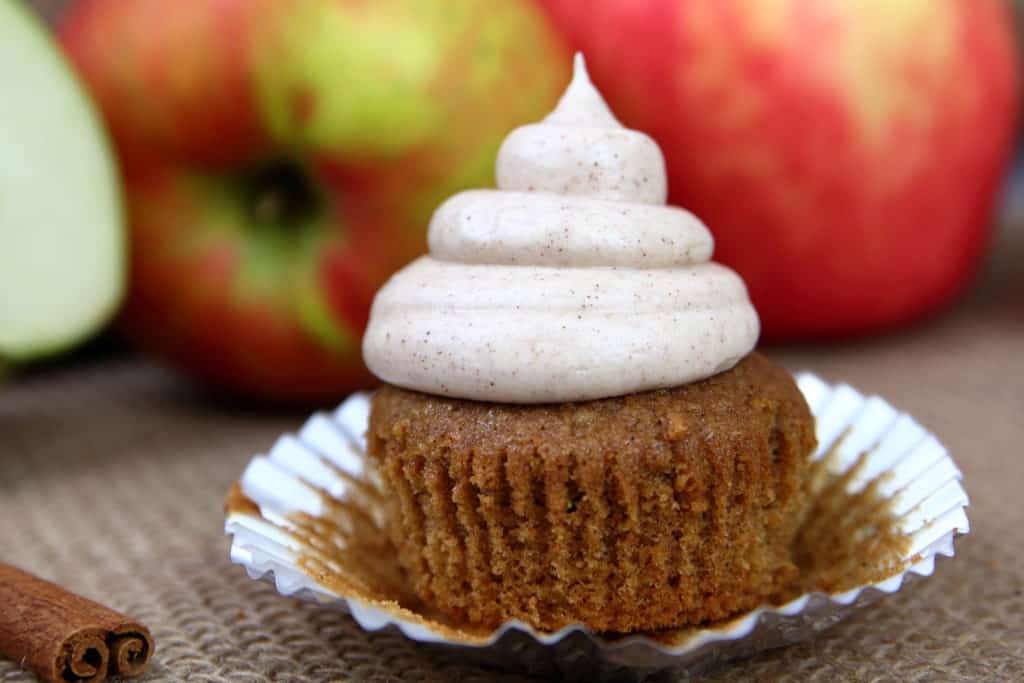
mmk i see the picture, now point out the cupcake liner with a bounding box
[225,372,968,681]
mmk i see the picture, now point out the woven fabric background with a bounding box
[2,233,1022,683]
[4,2,1023,680]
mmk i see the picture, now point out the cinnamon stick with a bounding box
[0,563,153,683]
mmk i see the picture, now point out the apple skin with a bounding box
[542,0,1019,339]
[60,0,570,402]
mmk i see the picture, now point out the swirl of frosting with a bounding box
[363,55,759,403]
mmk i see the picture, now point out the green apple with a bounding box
[0,0,123,364]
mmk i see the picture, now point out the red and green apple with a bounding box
[542,0,1019,339]
[61,0,570,402]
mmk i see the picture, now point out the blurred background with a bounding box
[3,0,1022,405]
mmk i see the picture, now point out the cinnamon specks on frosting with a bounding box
[362,54,759,403]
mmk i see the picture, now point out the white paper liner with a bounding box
[225,373,968,680]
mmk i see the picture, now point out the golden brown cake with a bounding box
[367,352,815,632]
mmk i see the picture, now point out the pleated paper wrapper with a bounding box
[225,373,968,681]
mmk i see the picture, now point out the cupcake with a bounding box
[361,55,816,633]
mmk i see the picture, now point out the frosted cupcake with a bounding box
[361,56,815,633]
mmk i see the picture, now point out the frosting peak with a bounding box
[363,54,760,404]
[543,54,620,127]
[496,54,667,204]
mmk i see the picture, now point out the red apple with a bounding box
[542,0,1019,339]
[61,0,570,401]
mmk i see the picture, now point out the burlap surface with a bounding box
[1,209,1020,683]
[4,3,1022,680]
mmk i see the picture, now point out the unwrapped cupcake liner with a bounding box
[225,373,968,681]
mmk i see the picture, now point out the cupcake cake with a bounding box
[361,55,816,633]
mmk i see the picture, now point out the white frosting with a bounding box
[495,57,667,204]
[428,190,712,268]
[363,54,759,403]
